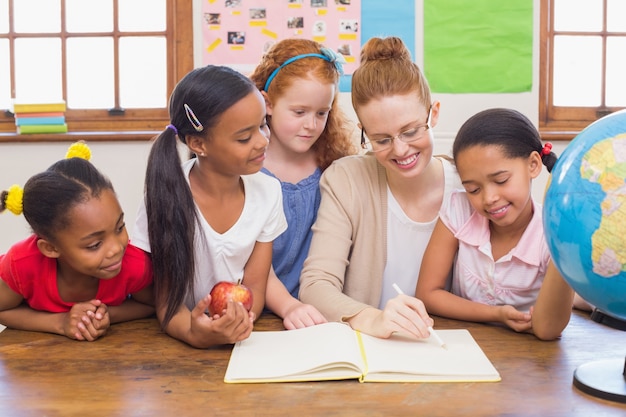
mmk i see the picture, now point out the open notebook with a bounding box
[224,322,500,383]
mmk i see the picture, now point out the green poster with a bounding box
[424,0,533,93]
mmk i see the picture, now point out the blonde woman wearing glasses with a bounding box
[299,36,462,340]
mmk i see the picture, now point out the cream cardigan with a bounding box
[299,154,460,322]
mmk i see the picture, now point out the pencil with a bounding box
[391,283,448,350]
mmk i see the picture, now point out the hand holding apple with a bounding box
[208,280,253,317]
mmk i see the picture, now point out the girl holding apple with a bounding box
[0,142,154,341]
[249,38,356,330]
[132,66,287,348]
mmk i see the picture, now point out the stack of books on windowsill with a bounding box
[12,100,68,134]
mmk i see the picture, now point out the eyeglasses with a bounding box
[360,106,432,153]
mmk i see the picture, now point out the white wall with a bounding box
[0,0,560,253]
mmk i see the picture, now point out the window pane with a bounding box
[553,36,602,107]
[0,0,8,33]
[14,0,61,33]
[67,38,114,109]
[119,37,166,108]
[607,0,626,32]
[554,0,602,32]
[119,0,166,32]
[14,38,62,102]
[66,0,113,33]
[0,40,10,109]
[606,37,626,107]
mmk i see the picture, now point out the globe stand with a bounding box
[590,308,626,331]
[573,357,626,403]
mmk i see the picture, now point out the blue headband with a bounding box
[263,47,346,91]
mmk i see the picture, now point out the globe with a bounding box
[544,109,626,321]
[544,109,626,403]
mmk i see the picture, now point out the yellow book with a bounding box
[224,322,501,383]
[17,123,68,134]
[12,101,67,113]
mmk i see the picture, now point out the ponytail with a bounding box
[1,185,24,215]
[540,142,558,173]
[145,129,199,329]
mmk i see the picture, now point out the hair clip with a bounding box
[65,141,92,160]
[541,142,553,156]
[184,103,204,132]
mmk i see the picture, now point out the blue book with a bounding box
[15,116,66,126]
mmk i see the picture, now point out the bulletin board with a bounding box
[201,0,416,92]
[202,0,361,76]
[201,1,533,94]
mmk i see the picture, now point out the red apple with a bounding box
[208,280,253,316]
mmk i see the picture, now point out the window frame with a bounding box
[0,0,193,142]
[539,0,625,141]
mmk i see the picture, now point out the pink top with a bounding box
[0,235,153,313]
[440,190,549,312]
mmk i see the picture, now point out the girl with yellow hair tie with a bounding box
[0,142,154,341]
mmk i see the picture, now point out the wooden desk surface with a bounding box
[1,311,625,417]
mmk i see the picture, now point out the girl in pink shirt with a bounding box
[416,108,574,340]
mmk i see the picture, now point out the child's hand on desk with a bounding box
[376,294,434,340]
[282,301,327,330]
[190,295,254,347]
[85,301,110,331]
[498,305,532,333]
[65,300,110,341]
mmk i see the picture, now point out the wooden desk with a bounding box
[1,311,625,417]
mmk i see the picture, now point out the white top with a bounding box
[378,158,461,308]
[132,158,287,309]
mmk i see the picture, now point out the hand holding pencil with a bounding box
[392,283,448,350]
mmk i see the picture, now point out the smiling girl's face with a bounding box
[196,90,270,177]
[456,144,542,230]
[43,188,128,282]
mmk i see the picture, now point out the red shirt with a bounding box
[0,235,153,313]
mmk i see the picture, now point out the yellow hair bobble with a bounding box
[65,141,91,160]
[4,184,24,215]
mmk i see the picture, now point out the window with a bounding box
[540,0,626,140]
[0,0,193,140]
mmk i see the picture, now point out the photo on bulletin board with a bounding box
[202,0,361,77]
